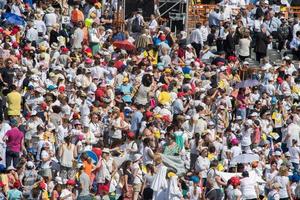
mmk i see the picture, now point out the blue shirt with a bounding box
[290,37,300,49]
[131,111,143,133]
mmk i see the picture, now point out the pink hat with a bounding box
[85,58,93,64]
[231,138,239,145]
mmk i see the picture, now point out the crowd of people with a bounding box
[1,0,300,200]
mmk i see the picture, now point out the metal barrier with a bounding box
[187,4,300,30]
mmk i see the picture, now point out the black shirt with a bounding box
[0,66,14,86]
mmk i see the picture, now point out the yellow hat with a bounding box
[154,130,160,139]
[95,2,101,8]
[123,77,129,82]
[90,12,97,19]
[165,68,172,73]
[217,163,224,171]
[167,172,176,178]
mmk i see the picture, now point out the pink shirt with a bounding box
[5,128,23,152]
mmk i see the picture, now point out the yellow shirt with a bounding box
[158,91,171,105]
[144,50,158,65]
[7,91,21,116]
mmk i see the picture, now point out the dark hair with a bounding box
[210,160,218,168]
[122,160,132,172]
[143,138,151,146]
[196,23,201,28]
[297,31,300,37]
[242,171,249,177]
[9,85,17,91]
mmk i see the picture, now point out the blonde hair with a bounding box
[279,166,289,176]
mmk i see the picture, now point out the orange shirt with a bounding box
[83,160,92,177]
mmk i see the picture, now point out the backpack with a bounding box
[132,17,142,33]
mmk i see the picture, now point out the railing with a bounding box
[187,4,300,30]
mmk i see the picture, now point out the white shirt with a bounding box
[41,150,51,169]
[72,28,84,49]
[286,123,300,148]
[274,176,289,198]
[149,19,158,32]
[293,23,300,38]
[26,28,39,42]
[231,146,242,158]
[44,13,58,27]
[240,177,258,199]
[200,26,209,42]
[290,146,300,164]
[241,127,253,147]
[34,20,47,35]
[189,28,203,46]
[195,156,210,178]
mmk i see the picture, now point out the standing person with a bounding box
[44,7,58,32]
[59,136,77,180]
[238,32,251,61]
[6,85,21,118]
[206,160,227,200]
[240,171,259,200]
[274,166,293,200]
[254,26,270,62]
[189,23,204,58]
[78,165,91,200]
[131,104,144,136]
[3,119,25,168]
[72,22,84,51]
[0,120,10,166]
[223,27,235,58]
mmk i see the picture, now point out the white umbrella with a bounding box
[231,153,260,164]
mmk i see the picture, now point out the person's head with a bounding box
[270,161,278,170]
[210,160,219,169]
[279,166,289,176]
[5,58,13,68]
[122,160,132,172]
[143,137,151,147]
[153,153,162,165]
[242,171,249,178]
[66,179,76,190]
[102,148,110,159]
[195,23,201,29]
[297,31,300,39]
[200,147,208,157]
[9,84,17,92]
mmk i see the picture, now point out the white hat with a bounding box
[274,151,281,156]
[186,44,193,49]
[31,110,37,116]
[102,148,110,154]
[236,116,243,120]
[208,121,215,126]
[7,166,16,171]
[284,56,291,60]
[55,177,63,184]
[250,112,259,117]
[285,152,291,157]
[245,119,253,126]
[46,123,56,131]
[26,161,35,168]
[185,115,191,120]
[243,61,249,65]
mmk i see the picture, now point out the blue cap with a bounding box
[190,175,200,183]
[47,85,57,91]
